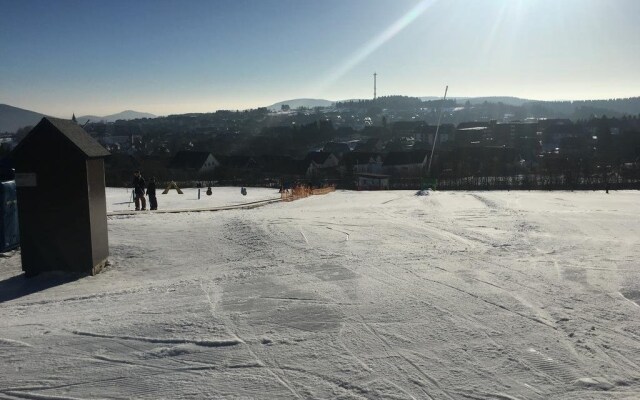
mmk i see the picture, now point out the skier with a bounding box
[132,170,146,211]
[147,177,158,210]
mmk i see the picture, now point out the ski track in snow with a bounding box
[70,330,243,348]
[1,189,640,399]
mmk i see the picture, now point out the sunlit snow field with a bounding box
[1,190,640,399]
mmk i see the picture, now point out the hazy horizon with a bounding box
[2,0,639,118]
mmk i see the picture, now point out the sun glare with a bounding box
[312,0,436,97]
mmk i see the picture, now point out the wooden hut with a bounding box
[11,117,110,276]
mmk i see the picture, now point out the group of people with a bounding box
[132,170,157,211]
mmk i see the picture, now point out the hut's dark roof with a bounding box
[168,151,213,170]
[13,117,110,159]
[304,152,334,164]
[383,151,428,167]
[215,155,256,169]
[342,152,382,165]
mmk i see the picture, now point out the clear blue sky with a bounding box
[1,0,639,117]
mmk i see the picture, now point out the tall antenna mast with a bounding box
[426,85,448,177]
[373,72,377,100]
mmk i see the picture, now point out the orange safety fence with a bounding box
[311,186,336,195]
[281,185,335,202]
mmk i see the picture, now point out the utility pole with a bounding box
[427,85,449,177]
[373,72,377,100]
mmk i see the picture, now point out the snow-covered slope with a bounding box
[1,190,639,399]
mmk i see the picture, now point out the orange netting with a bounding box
[281,185,335,202]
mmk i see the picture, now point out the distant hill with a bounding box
[335,95,640,121]
[267,98,334,111]
[76,110,156,124]
[0,104,48,133]
[0,105,156,133]
[465,96,532,106]
[419,96,532,106]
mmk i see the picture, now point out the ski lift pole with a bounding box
[426,85,448,177]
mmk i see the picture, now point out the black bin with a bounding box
[11,117,111,276]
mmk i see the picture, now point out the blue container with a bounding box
[0,180,19,252]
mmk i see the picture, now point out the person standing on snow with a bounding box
[147,177,158,210]
[132,170,146,211]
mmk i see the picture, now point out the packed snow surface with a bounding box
[1,190,640,399]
